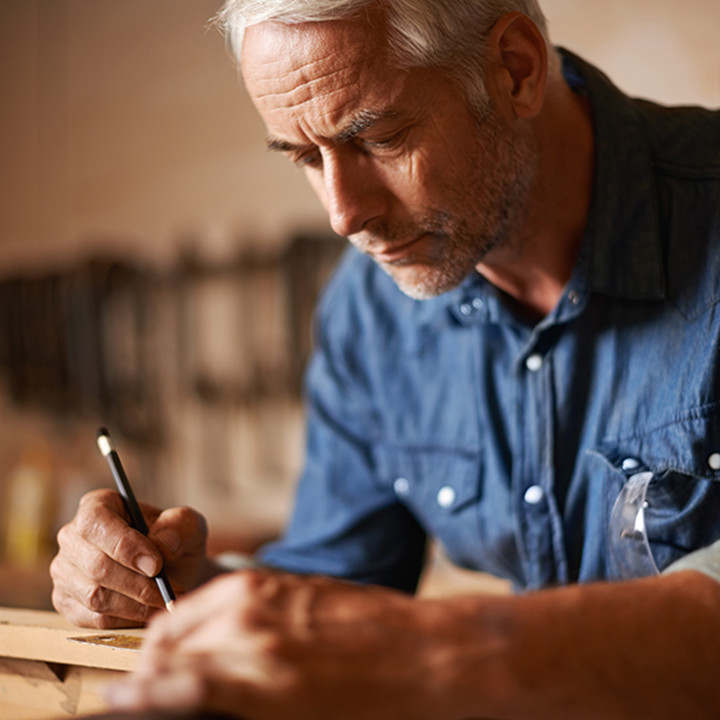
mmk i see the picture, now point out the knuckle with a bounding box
[180,505,205,535]
[79,488,114,508]
[232,591,269,631]
[84,549,111,583]
[163,505,207,541]
[256,629,286,657]
[186,506,208,535]
[51,589,97,628]
[235,603,263,630]
[74,507,101,540]
[48,554,63,582]
[85,584,110,612]
[234,568,265,594]
[55,522,73,548]
[174,504,195,522]
[214,573,261,626]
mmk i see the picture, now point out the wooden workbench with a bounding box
[0,607,142,719]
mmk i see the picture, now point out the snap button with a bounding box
[459,303,473,316]
[393,477,410,495]
[708,453,720,471]
[437,486,456,508]
[525,354,544,372]
[523,485,545,505]
[621,457,641,472]
[472,298,484,310]
[568,290,580,305]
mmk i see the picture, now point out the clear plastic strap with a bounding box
[608,471,660,579]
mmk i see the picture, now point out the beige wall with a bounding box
[0,0,322,271]
[1,0,718,272]
[544,0,720,106]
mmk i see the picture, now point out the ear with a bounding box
[485,12,548,120]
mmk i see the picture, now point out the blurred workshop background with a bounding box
[0,0,718,609]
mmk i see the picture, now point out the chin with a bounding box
[383,262,468,300]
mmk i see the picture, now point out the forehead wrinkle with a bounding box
[253,60,363,118]
[250,39,364,96]
[253,69,357,111]
[259,83,370,141]
[257,77,394,147]
[246,22,405,148]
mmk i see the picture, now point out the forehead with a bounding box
[241,18,403,140]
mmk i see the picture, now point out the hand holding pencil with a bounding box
[49,428,213,629]
[96,427,176,612]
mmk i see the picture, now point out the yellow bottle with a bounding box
[3,445,53,569]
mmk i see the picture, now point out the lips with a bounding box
[372,234,425,263]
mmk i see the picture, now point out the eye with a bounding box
[291,149,323,170]
[359,127,408,153]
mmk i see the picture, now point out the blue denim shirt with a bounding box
[260,51,720,593]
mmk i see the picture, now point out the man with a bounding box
[50,1,720,717]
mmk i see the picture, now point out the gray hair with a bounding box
[213,0,553,110]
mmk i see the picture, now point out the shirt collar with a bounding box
[429,50,667,331]
[559,49,666,301]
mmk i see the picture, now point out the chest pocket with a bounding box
[594,407,720,579]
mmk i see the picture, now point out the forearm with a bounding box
[429,570,720,720]
[105,568,720,720]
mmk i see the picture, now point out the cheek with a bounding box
[382,151,438,209]
[390,146,471,213]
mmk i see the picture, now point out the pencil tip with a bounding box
[96,428,113,456]
[97,426,110,438]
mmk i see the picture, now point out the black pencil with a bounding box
[96,426,176,612]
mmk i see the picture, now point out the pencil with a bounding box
[96,426,176,612]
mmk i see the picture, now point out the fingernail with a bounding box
[135,554,159,577]
[155,529,181,554]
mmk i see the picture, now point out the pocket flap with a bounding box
[594,408,720,480]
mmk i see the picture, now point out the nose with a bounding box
[321,149,386,237]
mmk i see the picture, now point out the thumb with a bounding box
[148,506,208,563]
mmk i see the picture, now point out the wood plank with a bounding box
[0,607,142,671]
[0,657,124,719]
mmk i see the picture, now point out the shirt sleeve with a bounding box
[258,256,427,593]
[662,539,720,585]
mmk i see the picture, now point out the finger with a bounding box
[56,522,167,602]
[52,534,168,621]
[146,572,255,646]
[104,669,207,712]
[51,569,162,626]
[52,561,165,620]
[147,506,208,563]
[51,590,146,630]
[74,490,165,578]
[115,651,275,719]
[133,575,248,673]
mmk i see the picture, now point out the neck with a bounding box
[476,81,595,319]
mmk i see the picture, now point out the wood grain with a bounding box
[0,607,139,719]
[0,607,142,671]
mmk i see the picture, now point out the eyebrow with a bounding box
[266,108,397,154]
